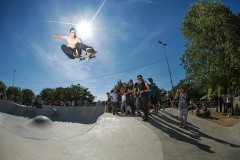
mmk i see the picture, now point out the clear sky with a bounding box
[0,0,239,101]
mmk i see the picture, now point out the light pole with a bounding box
[158,41,174,95]
[12,69,16,87]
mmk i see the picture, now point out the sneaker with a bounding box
[75,49,80,58]
[142,117,148,121]
[179,123,183,128]
[73,52,77,58]
[137,111,142,116]
[151,110,156,113]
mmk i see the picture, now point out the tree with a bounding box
[21,89,35,105]
[181,0,240,95]
[6,86,22,103]
[68,84,95,106]
[39,85,95,106]
[40,88,55,104]
[114,80,123,93]
[54,87,65,103]
[0,81,7,92]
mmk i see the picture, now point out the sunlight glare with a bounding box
[76,22,92,39]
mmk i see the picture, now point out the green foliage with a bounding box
[114,80,123,92]
[21,89,35,105]
[40,84,95,106]
[180,0,240,96]
[0,81,7,92]
[40,88,54,102]
[6,86,22,103]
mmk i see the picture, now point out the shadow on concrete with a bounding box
[147,111,240,153]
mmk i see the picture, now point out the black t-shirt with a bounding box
[137,80,148,97]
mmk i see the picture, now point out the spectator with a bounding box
[120,84,126,114]
[110,89,119,115]
[202,106,211,118]
[214,95,218,112]
[196,107,202,117]
[234,103,239,116]
[123,81,134,116]
[226,94,232,113]
[135,75,150,121]
[106,92,112,113]
[134,82,142,116]
[219,95,223,112]
[148,78,159,113]
[174,86,188,128]
[160,93,171,111]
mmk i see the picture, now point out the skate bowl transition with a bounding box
[0,100,106,140]
[0,99,163,160]
[0,100,104,124]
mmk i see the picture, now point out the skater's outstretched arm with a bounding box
[52,35,67,39]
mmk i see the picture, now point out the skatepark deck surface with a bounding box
[0,100,240,160]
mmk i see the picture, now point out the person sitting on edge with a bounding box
[202,106,211,118]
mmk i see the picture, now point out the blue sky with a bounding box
[0,0,239,101]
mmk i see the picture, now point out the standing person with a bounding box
[214,95,219,112]
[136,75,150,121]
[226,94,232,113]
[110,89,119,115]
[106,92,112,113]
[128,79,135,115]
[134,82,142,116]
[175,86,188,128]
[52,27,96,60]
[123,81,134,116]
[219,95,223,112]
[148,78,159,113]
[120,84,126,114]
[223,94,227,113]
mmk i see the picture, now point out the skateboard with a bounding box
[75,50,96,61]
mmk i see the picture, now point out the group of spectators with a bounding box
[213,94,240,116]
[106,76,190,128]
[106,75,161,121]
[193,94,240,117]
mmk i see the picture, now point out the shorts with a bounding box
[150,96,158,104]
[178,108,188,119]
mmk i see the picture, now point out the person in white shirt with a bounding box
[110,89,119,115]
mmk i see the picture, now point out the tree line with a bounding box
[0,81,95,106]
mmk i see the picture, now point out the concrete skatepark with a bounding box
[0,99,240,160]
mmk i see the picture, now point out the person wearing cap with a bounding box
[148,78,159,113]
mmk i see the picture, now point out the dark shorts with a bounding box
[126,97,134,106]
[150,96,158,104]
[78,43,92,51]
[61,42,92,59]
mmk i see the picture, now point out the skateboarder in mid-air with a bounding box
[52,27,96,60]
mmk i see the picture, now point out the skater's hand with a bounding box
[52,35,58,38]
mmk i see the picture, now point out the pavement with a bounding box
[0,100,240,160]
